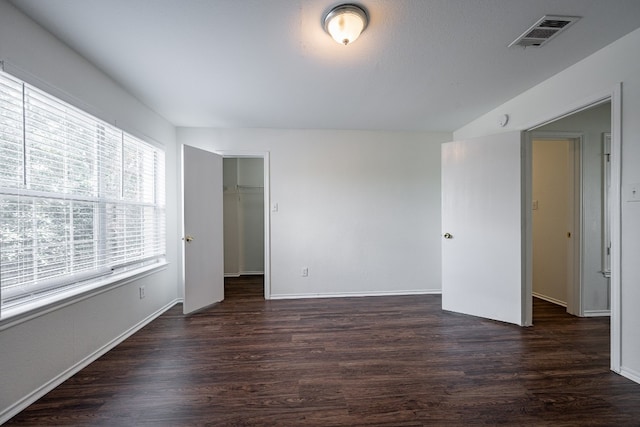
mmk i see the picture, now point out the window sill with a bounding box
[0,261,169,331]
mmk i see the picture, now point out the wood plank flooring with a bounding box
[6,276,640,426]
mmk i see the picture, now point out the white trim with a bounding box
[215,150,271,300]
[620,366,640,384]
[522,132,533,326]
[571,136,584,317]
[179,144,186,300]
[532,292,567,308]
[583,309,611,317]
[271,289,441,300]
[609,83,622,373]
[0,299,180,425]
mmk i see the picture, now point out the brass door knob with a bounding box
[443,233,453,239]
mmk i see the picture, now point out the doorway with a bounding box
[219,151,271,300]
[441,87,621,371]
[531,138,576,311]
[528,102,611,318]
[223,158,264,273]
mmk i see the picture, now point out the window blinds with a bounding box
[0,71,166,311]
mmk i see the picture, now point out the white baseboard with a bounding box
[270,289,441,300]
[532,292,567,307]
[0,299,180,425]
[583,309,611,317]
[620,366,640,385]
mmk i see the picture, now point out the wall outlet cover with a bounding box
[625,184,640,202]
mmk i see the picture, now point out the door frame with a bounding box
[217,150,271,300]
[528,132,583,316]
[524,84,622,372]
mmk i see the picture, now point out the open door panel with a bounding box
[182,145,224,314]
[441,131,528,326]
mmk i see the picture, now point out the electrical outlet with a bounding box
[139,286,145,299]
[302,267,309,277]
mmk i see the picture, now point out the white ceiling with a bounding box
[9,0,640,131]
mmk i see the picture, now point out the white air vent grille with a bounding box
[509,15,580,48]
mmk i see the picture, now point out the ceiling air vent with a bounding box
[509,15,580,48]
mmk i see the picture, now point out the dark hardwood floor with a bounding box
[6,276,640,426]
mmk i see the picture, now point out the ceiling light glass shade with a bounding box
[323,4,368,45]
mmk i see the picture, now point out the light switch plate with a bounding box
[625,184,640,202]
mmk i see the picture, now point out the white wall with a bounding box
[238,158,264,187]
[179,128,449,298]
[535,103,611,314]
[223,157,239,190]
[0,1,179,421]
[454,28,640,383]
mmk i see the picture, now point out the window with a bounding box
[0,71,166,317]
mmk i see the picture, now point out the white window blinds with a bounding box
[0,71,166,313]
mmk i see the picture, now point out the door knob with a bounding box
[183,235,194,243]
[443,233,453,239]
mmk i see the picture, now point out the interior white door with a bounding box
[441,131,527,326]
[182,145,224,314]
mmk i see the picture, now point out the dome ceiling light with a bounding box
[323,4,369,46]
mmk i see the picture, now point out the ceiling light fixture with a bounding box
[323,4,368,46]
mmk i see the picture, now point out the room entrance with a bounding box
[182,148,271,315]
[441,89,620,372]
[223,158,265,276]
[219,151,271,300]
[529,102,612,317]
[531,138,576,311]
